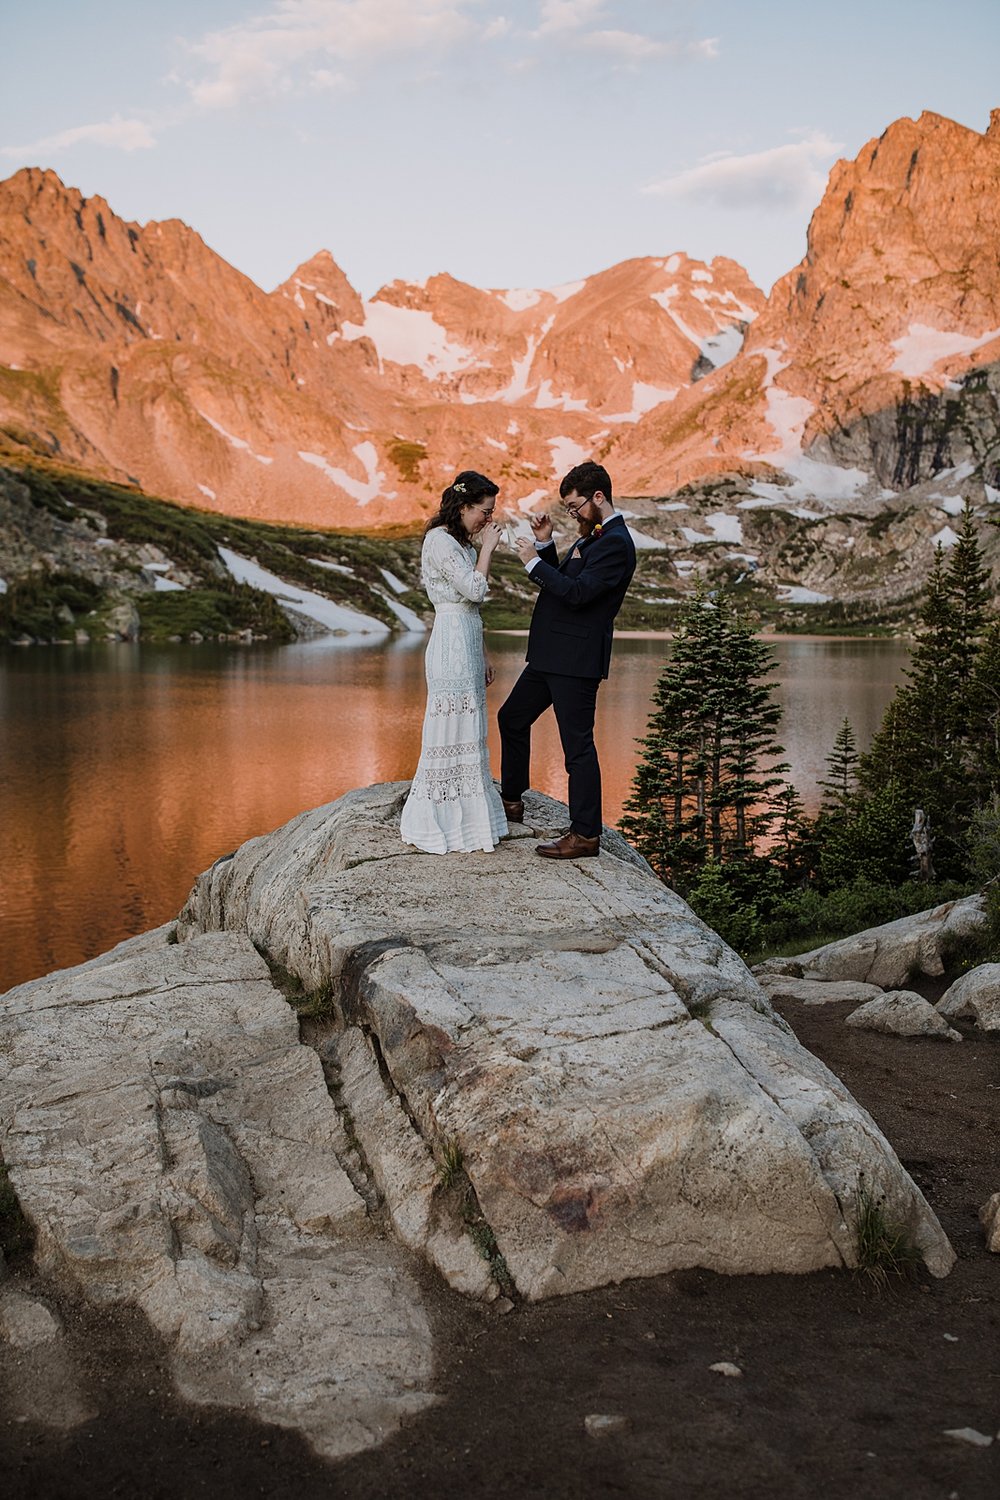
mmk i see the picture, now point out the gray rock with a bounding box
[980,1192,1000,1252]
[584,1413,629,1437]
[0,1285,61,1349]
[176,782,954,1291]
[845,991,962,1041]
[0,929,435,1461]
[793,895,986,989]
[104,598,140,641]
[332,1027,495,1299]
[0,1287,95,1429]
[937,964,1000,1032]
[756,975,885,1007]
[709,1361,743,1378]
[943,1427,994,1447]
[751,957,804,979]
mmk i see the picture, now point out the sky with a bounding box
[1,1,998,301]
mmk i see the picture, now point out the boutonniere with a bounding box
[592,523,603,536]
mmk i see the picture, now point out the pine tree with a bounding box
[771,782,817,886]
[819,718,859,812]
[857,510,994,878]
[947,501,991,677]
[967,617,1000,801]
[621,590,788,886]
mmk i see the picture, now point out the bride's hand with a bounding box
[479,521,503,553]
[485,657,495,687]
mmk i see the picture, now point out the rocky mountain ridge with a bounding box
[2,108,1000,617]
[0,166,762,530]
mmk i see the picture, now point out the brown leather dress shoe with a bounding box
[501,797,525,823]
[535,831,600,859]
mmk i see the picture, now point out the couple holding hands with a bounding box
[400,460,636,859]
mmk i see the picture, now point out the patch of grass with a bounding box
[0,1159,35,1267]
[136,583,296,642]
[853,1176,922,1288]
[291,983,338,1021]
[436,1136,465,1191]
[462,1203,516,1298]
[387,439,427,485]
[0,567,106,640]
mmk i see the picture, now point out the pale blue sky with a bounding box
[1,1,997,298]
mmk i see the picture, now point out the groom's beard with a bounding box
[568,516,595,560]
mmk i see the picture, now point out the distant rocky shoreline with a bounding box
[4,456,997,647]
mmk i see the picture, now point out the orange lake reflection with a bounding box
[0,632,910,991]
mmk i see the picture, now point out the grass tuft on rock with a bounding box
[854,1176,922,1288]
[436,1137,465,1191]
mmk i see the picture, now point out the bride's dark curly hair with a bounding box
[425,470,499,542]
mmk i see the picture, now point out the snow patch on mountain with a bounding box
[534,381,589,411]
[548,436,589,475]
[198,411,273,466]
[498,288,542,312]
[703,513,744,544]
[298,442,391,505]
[341,302,480,377]
[749,347,870,503]
[218,548,389,635]
[890,323,1000,377]
[550,279,585,303]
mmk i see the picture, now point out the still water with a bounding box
[0,633,909,992]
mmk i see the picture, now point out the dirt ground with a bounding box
[2,994,998,1500]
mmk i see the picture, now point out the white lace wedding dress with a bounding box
[400,527,507,853]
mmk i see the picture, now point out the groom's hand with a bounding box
[516,534,539,565]
[529,511,553,544]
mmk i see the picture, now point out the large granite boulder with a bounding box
[755,973,886,1007]
[844,991,962,1041]
[0,927,434,1460]
[174,782,953,1291]
[791,895,986,989]
[937,963,1000,1032]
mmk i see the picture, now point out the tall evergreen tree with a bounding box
[819,718,860,812]
[947,501,992,678]
[621,590,788,886]
[858,510,993,877]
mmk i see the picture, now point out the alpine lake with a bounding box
[0,631,910,992]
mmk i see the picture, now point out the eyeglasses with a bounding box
[564,500,592,518]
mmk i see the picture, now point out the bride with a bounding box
[401,470,508,854]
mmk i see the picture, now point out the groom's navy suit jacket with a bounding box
[524,514,637,680]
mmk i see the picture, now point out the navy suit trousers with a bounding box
[498,666,601,838]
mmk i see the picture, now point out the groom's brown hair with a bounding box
[559,461,612,504]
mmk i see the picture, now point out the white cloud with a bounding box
[0,114,156,158]
[535,0,607,35]
[580,28,667,59]
[185,0,480,109]
[309,67,351,89]
[483,15,510,39]
[534,4,718,64]
[643,132,844,209]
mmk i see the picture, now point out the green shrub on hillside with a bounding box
[137,584,296,642]
[1,568,106,639]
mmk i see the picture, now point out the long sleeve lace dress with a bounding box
[400,526,507,853]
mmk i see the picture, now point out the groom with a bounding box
[498,461,636,858]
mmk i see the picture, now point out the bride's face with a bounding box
[460,497,495,536]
